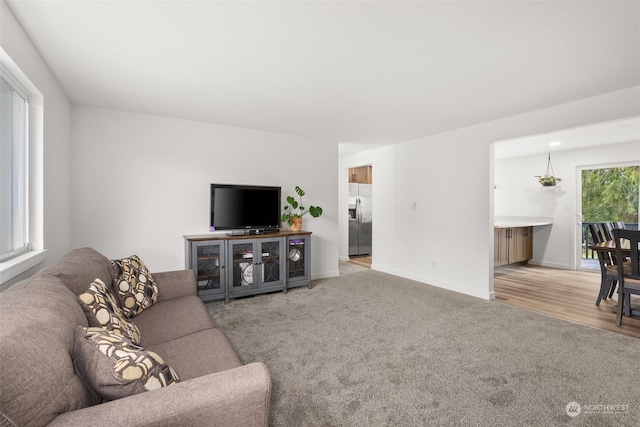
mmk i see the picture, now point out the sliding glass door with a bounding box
[578,164,639,270]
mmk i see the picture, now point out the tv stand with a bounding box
[185,230,311,303]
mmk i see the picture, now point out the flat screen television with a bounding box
[210,184,281,234]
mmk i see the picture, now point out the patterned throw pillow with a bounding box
[78,279,141,344]
[73,327,179,401]
[111,255,158,318]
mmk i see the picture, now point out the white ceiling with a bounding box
[6,1,640,155]
[494,116,640,159]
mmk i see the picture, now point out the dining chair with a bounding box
[588,223,619,305]
[612,228,640,327]
[613,221,626,230]
[589,222,608,244]
[603,222,616,241]
[604,222,629,270]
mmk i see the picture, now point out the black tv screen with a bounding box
[210,184,281,232]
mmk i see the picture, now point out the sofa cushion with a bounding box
[73,327,179,401]
[37,247,115,295]
[134,295,214,347]
[111,255,159,318]
[0,276,94,427]
[153,269,198,301]
[147,328,242,381]
[79,278,141,344]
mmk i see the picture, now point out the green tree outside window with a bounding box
[582,166,639,224]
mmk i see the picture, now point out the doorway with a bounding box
[492,120,640,338]
[578,163,640,270]
[348,165,372,268]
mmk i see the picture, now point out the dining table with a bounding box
[588,238,638,317]
[588,239,631,254]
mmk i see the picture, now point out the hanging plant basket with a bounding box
[537,176,562,186]
[535,153,562,187]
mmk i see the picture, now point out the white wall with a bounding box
[71,106,339,278]
[0,0,72,285]
[340,86,640,300]
[495,140,640,269]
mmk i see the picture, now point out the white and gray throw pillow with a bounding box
[111,255,158,318]
[73,326,179,401]
[78,278,141,344]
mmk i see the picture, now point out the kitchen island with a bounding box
[494,216,553,228]
[494,216,552,267]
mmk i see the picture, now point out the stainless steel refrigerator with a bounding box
[348,183,372,256]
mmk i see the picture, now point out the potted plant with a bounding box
[281,186,323,231]
[535,153,562,187]
[535,175,562,187]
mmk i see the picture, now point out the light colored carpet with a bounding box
[208,268,639,426]
[338,260,369,276]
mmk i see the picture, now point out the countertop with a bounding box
[494,216,553,228]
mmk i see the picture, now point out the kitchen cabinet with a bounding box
[494,226,533,267]
[349,165,372,184]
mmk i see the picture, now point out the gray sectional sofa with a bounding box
[0,248,271,427]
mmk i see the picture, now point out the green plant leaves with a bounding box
[309,206,323,218]
[286,195,298,209]
[281,186,323,225]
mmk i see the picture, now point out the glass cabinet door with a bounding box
[287,236,310,286]
[258,239,282,286]
[192,241,225,300]
[229,241,257,290]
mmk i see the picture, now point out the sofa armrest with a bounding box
[47,362,271,427]
[153,269,197,301]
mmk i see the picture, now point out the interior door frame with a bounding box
[575,160,640,270]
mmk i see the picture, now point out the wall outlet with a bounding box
[432,261,436,269]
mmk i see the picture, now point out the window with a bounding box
[0,69,29,262]
[0,48,45,288]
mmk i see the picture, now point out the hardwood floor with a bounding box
[494,264,640,339]
[347,255,372,268]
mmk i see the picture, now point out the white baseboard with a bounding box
[373,264,494,301]
[312,270,339,281]
[528,260,572,270]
